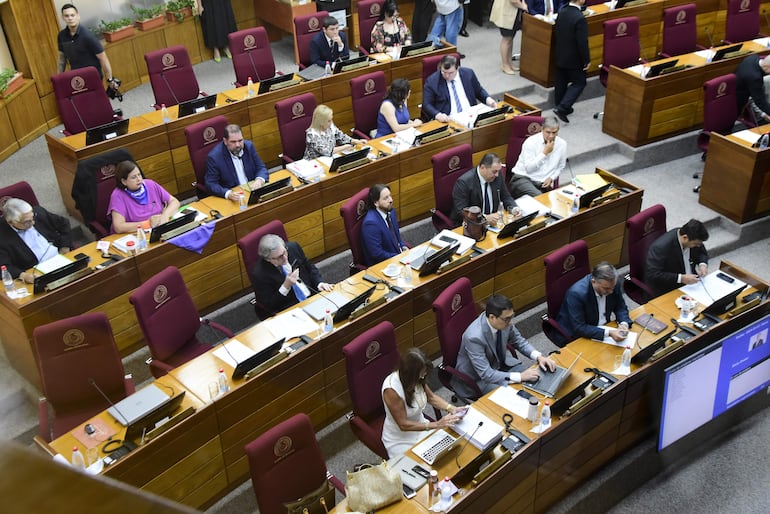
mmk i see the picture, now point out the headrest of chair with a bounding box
[300,15,324,33]
[235,31,264,52]
[364,0,382,19]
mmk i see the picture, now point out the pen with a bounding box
[401,469,417,479]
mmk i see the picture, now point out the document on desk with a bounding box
[731,129,761,146]
[261,308,319,340]
[34,254,73,274]
[679,271,746,307]
[383,128,416,150]
[515,194,551,217]
[287,159,324,182]
[592,327,638,347]
[453,406,504,450]
[213,339,254,368]
[488,386,531,419]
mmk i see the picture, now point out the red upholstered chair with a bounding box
[129,266,233,378]
[624,204,667,304]
[594,17,641,120]
[184,115,228,198]
[245,413,345,514]
[350,70,387,139]
[421,53,461,85]
[660,4,703,58]
[342,320,400,458]
[542,240,590,347]
[358,0,384,54]
[432,277,483,401]
[228,27,277,87]
[431,143,473,231]
[51,67,116,135]
[144,45,203,109]
[724,0,762,44]
[294,11,328,69]
[237,220,289,319]
[697,74,738,159]
[275,92,317,164]
[33,312,135,442]
[0,182,39,214]
[340,187,370,274]
[504,115,545,180]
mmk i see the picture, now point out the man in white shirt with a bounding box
[509,116,567,198]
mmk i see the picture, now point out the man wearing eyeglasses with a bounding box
[0,198,72,284]
[249,233,334,319]
[453,294,556,400]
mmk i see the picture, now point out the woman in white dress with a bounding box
[381,348,461,457]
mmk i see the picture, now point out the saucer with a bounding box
[383,265,401,278]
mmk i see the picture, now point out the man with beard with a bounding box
[361,184,408,266]
[205,124,269,202]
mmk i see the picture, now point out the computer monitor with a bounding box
[33,254,91,294]
[148,209,197,243]
[702,284,747,316]
[399,40,433,58]
[333,55,370,74]
[630,329,674,365]
[247,177,293,205]
[333,286,377,323]
[579,183,612,209]
[328,147,370,173]
[418,241,460,277]
[257,74,297,94]
[232,338,285,380]
[712,44,742,62]
[85,119,129,146]
[414,125,449,146]
[177,95,217,118]
[646,59,678,78]
[473,106,509,127]
[496,211,539,239]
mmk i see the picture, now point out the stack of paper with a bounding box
[453,406,503,450]
[287,159,324,181]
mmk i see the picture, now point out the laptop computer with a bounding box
[258,73,299,94]
[328,147,370,172]
[177,95,217,118]
[412,429,461,465]
[524,353,581,398]
[302,291,349,321]
[124,391,186,441]
[231,338,285,380]
[297,64,326,82]
[149,209,198,243]
[85,118,129,145]
[247,176,293,205]
[496,211,539,239]
[108,384,170,426]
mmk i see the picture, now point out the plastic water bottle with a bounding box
[497,201,505,229]
[401,263,412,286]
[324,61,331,77]
[393,42,400,60]
[2,265,14,295]
[246,76,255,97]
[440,477,453,509]
[323,309,334,333]
[125,240,136,256]
[429,470,440,506]
[161,103,170,123]
[218,368,230,393]
[71,446,86,469]
[540,401,551,429]
[136,226,147,252]
[571,192,579,216]
[621,345,632,368]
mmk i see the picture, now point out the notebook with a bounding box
[523,353,581,398]
[107,384,170,426]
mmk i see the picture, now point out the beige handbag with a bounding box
[344,461,402,512]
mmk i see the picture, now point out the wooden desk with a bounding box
[602,40,767,147]
[699,129,770,224]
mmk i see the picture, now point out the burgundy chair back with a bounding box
[72,148,133,237]
[51,66,115,135]
[600,17,640,87]
[0,182,39,216]
[340,187,370,274]
[421,53,461,85]
[358,0,384,54]
[698,74,738,153]
[342,320,399,458]
[432,277,483,399]
[144,45,200,108]
[661,4,698,57]
[228,27,276,87]
[350,70,387,139]
[624,204,667,304]
[431,143,473,231]
[184,115,229,197]
[129,266,210,377]
[33,312,129,439]
[542,240,590,346]
[245,413,331,514]
[237,220,289,277]
[505,115,545,172]
[275,92,317,163]
[725,0,760,43]
[294,11,329,69]
[92,168,117,237]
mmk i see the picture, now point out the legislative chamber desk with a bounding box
[602,39,768,146]
[699,128,770,224]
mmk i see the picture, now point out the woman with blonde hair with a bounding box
[304,104,365,159]
[490,0,528,75]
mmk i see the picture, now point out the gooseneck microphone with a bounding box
[89,378,128,425]
[68,96,90,133]
[704,26,714,48]
[160,71,180,106]
[455,421,483,468]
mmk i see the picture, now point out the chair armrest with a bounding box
[626,275,655,301]
[87,221,110,239]
[358,46,370,56]
[38,397,51,443]
[201,318,235,338]
[352,128,371,140]
[430,209,456,232]
[149,360,174,376]
[541,314,572,347]
[33,435,57,456]
[327,471,346,495]
[441,364,483,399]
[199,91,208,97]
[280,153,295,165]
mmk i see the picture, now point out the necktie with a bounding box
[385,213,400,247]
[281,266,306,302]
[450,80,463,113]
[496,330,507,371]
[484,182,492,214]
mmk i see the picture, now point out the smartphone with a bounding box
[454,406,470,418]
[516,389,535,401]
[411,465,430,479]
[402,483,416,499]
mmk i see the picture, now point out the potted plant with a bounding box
[131,5,166,31]
[165,0,196,22]
[0,68,24,99]
[99,17,135,42]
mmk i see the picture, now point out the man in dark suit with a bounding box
[0,198,72,283]
[309,15,350,68]
[553,0,589,123]
[645,219,709,297]
[450,152,517,226]
[205,124,269,202]
[453,294,556,399]
[423,55,497,122]
[249,234,334,319]
[557,262,632,342]
[361,184,408,266]
[735,54,770,125]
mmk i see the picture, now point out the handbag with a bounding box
[283,479,336,514]
[462,206,488,241]
[345,461,403,512]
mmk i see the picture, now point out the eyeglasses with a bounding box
[496,314,514,324]
[267,247,287,262]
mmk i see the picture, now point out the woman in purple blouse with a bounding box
[107,160,180,234]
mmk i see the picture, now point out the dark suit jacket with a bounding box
[361,208,405,266]
[554,4,590,70]
[645,228,709,297]
[309,31,350,68]
[735,54,770,118]
[0,206,73,278]
[422,67,490,120]
[249,241,323,318]
[450,167,516,225]
[556,274,631,341]
[204,140,269,198]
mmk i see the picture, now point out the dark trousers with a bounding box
[508,174,544,198]
[412,0,436,42]
[554,67,586,113]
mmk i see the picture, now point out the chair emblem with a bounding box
[527,122,543,135]
[274,435,294,459]
[99,164,117,179]
[153,285,169,307]
[356,199,367,217]
[370,3,381,16]
[643,217,656,234]
[308,17,321,31]
[716,82,727,97]
[291,102,306,118]
[365,340,382,363]
[562,254,576,272]
[364,78,377,95]
[448,155,461,171]
[62,329,87,350]
[739,0,750,12]
[161,53,176,69]
[616,22,628,36]
[203,126,218,144]
[70,75,86,93]
[675,10,687,24]
[243,34,256,49]
[450,293,463,315]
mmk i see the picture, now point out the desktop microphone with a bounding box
[636,313,654,349]
[698,275,716,303]
[89,378,129,425]
[704,26,714,48]
[455,421,484,469]
[566,158,578,188]
[68,96,90,133]
[246,51,262,83]
[638,40,648,64]
[160,71,181,106]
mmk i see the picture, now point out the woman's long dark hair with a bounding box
[384,78,411,108]
[399,348,432,407]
